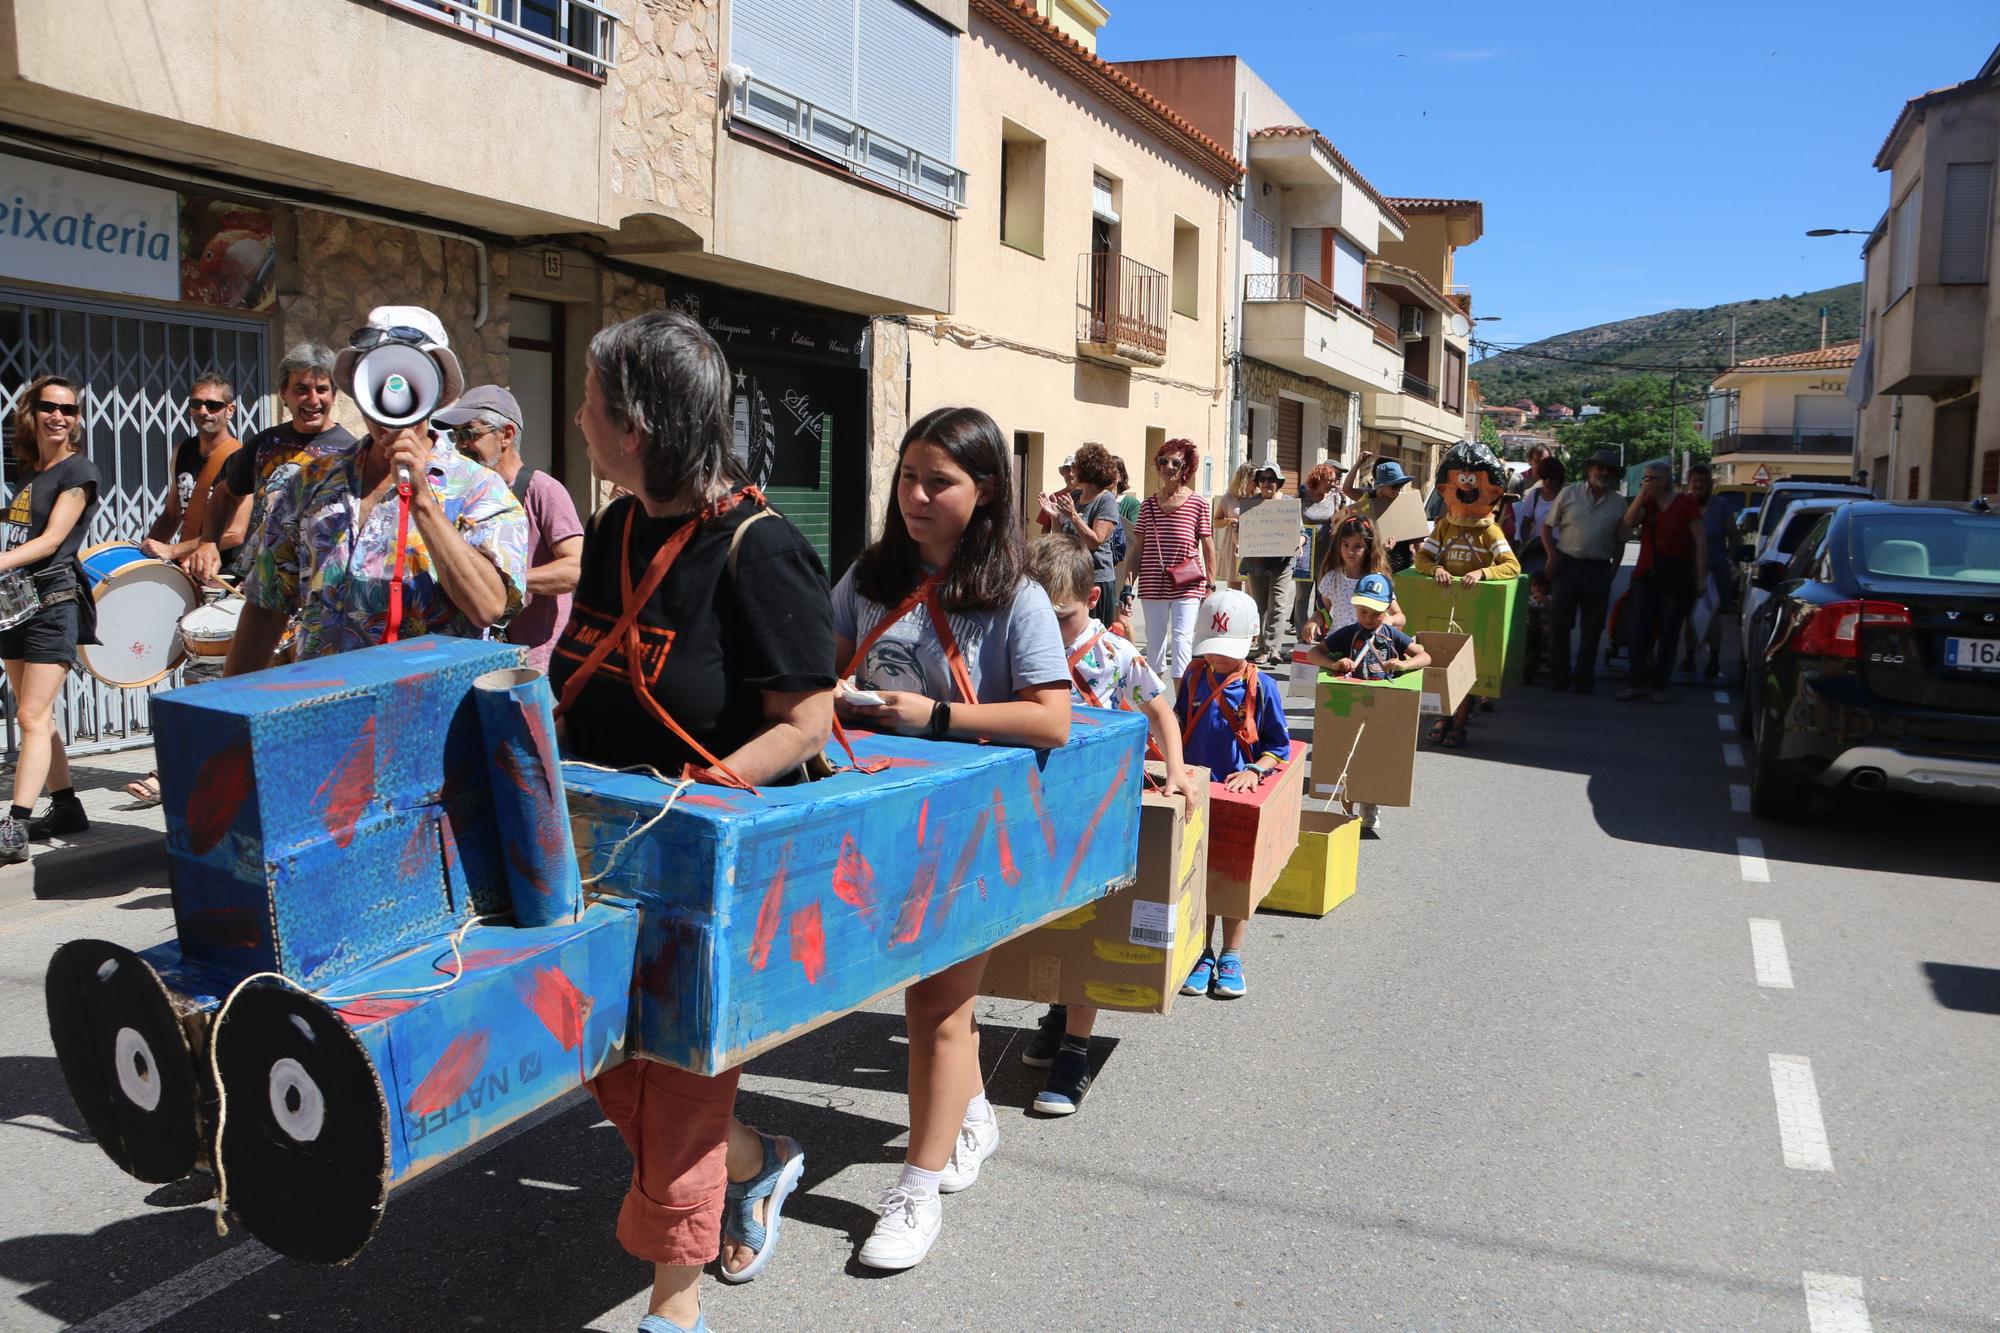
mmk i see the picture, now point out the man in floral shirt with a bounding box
[230,307,528,668]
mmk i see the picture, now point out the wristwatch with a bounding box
[928,700,952,740]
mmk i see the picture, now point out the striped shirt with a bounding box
[1135,491,1210,601]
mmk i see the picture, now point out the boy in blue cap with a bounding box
[1305,573,1429,835]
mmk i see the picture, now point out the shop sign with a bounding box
[667,276,870,370]
[0,152,178,301]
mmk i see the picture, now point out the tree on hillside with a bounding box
[1478,414,1501,453]
[1553,374,1708,479]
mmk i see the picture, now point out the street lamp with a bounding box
[1805,228,1871,237]
[1473,315,1503,322]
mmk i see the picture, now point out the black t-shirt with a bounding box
[550,496,837,773]
[3,453,101,574]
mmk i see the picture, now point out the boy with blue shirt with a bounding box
[1174,588,1292,999]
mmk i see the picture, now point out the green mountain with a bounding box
[1469,282,1863,411]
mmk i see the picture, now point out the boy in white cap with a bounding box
[1174,587,1291,999]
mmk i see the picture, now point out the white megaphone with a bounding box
[350,343,444,429]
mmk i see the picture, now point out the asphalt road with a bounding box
[2,657,1995,1331]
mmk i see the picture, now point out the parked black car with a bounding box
[1739,499,2000,820]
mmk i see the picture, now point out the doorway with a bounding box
[507,297,565,478]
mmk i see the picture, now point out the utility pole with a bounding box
[1728,314,1737,367]
[1819,305,1828,351]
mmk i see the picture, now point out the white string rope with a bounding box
[559,760,695,891]
[204,911,503,1237]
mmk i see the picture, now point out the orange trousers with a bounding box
[589,1059,743,1267]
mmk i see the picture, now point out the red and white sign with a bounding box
[1751,464,1772,485]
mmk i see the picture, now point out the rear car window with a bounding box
[1854,512,2000,584]
[1776,508,1835,555]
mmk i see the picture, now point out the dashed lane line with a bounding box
[1722,743,1745,769]
[1803,1272,1873,1332]
[1749,919,1795,989]
[1737,836,1771,883]
[1716,712,1735,731]
[1729,783,1751,814]
[1769,1054,1835,1172]
[1713,689,1731,704]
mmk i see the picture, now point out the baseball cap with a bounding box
[1061,453,1077,468]
[1351,573,1394,611]
[434,384,524,429]
[1190,588,1258,658]
[1252,462,1282,481]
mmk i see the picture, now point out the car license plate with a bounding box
[1944,636,2000,670]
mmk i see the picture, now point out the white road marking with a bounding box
[1749,919,1795,988]
[1769,1054,1834,1171]
[1722,743,1745,769]
[69,1088,591,1331]
[1803,1272,1873,1332]
[1737,836,1770,882]
[1729,783,1751,814]
[1716,713,1734,731]
[1713,689,1731,703]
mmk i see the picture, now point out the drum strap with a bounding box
[180,438,242,545]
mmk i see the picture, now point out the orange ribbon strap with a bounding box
[1179,659,1263,764]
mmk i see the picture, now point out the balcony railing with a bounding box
[1713,432,1855,457]
[1245,271,1335,314]
[1402,372,1439,404]
[727,71,967,212]
[1079,252,1168,367]
[383,0,617,78]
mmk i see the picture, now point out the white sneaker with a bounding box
[856,1186,943,1270]
[1360,803,1381,831]
[936,1113,1000,1194]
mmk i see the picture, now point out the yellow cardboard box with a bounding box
[1262,809,1360,917]
[983,765,1210,1015]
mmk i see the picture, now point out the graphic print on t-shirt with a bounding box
[854,605,994,702]
[2,483,32,551]
[551,603,676,690]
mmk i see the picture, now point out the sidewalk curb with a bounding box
[14,826,168,900]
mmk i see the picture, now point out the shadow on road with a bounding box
[1922,961,2000,1015]
[0,1055,90,1143]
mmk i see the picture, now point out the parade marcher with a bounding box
[1019,535,1197,1115]
[141,372,242,568]
[1306,573,1430,683]
[1682,463,1730,679]
[1237,463,1294,663]
[1413,439,1520,748]
[434,385,583,673]
[549,311,835,1331]
[1344,454,1419,571]
[833,405,1071,1271]
[0,375,100,857]
[1113,455,1140,612]
[1175,588,1290,1000]
[1046,442,1122,626]
[184,343,356,587]
[1513,455,1565,579]
[1213,460,1255,591]
[1129,437,1213,685]
[229,308,528,672]
[1507,440,1552,497]
[1302,512,1403,641]
[1294,460,1342,632]
[1617,460,1705,703]
[1542,448,1631,696]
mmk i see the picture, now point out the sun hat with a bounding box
[333,305,465,424]
[1372,460,1411,488]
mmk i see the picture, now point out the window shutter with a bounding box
[1275,398,1304,491]
[1940,162,1993,284]
[1289,227,1325,282]
[728,0,855,117]
[1092,172,1119,224]
[1891,181,1922,297]
[856,0,957,169]
[1245,209,1278,276]
[1791,394,1853,438]
[1333,233,1366,308]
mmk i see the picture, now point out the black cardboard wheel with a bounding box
[45,940,201,1184]
[213,984,389,1265]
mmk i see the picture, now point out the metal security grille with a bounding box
[0,286,270,754]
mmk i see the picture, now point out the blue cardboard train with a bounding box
[44,637,1145,1264]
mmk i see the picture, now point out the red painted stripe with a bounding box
[405,1029,490,1116]
[748,844,790,970]
[789,901,827,985]
[1059,753,1132,900]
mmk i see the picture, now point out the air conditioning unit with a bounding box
[1399,307,1426,340]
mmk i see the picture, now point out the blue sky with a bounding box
[1098,1,1997,350]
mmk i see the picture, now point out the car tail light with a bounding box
[1791,599,1912,659]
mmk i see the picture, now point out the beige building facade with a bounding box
[1703,343,1860,488]
[1854,48,2000,501]
[905,0,1239,519]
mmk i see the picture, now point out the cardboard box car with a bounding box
[1311,672,1423,808]
[1262,807,1360,917]
[1393,570,1526,697]
[1206,743,1306,920]
[985,764,1210,1015]
[1414,630,1477,717]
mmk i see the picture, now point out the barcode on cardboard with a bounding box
[1419,692,1443,715]
[1128,899,1176,947]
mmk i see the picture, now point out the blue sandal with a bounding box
[716,1132,804,1285]
[637,1314,706,1333]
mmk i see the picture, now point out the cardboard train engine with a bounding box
[44,638,1146,1264]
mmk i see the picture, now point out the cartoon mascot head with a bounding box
[1433,439,1508,524]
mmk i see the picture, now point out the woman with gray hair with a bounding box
[551,310,836,1332]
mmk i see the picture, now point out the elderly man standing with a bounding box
[434,385,583,672]
[227,307,528,672]
[1541,448,1631,695]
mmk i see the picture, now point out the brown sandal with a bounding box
[125,772,162,806]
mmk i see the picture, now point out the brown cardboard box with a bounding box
[1206,743,1306,920]
[983,764,1210,1015]
[1310,672,1423,807]
[1414,631,1477,717]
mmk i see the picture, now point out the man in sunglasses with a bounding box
[433,384,581,672]
[141,373,242,567]
[185,343,356,586]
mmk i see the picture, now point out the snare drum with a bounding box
[179,592,243,659]
[78,541,200,688]
[0,569,40,632]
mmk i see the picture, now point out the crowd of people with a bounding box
[4,302,1743,1332]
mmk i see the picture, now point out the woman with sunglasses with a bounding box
[0,375,102,860]
[1128,438,1213,685]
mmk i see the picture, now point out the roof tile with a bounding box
[1728,341,1861,373]
[1250,126,1405,227]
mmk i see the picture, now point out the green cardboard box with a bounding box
[1393,570,1526,698]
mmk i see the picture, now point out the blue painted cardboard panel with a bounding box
[567,708,1147,1074]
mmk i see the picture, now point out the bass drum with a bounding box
[78,542,201,688]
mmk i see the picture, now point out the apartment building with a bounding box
[0,0,963,744]
[1368,196,1481,486]
[905,0,1239,516]
[1702,343,1860,488]
[1854,46,2000,501]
